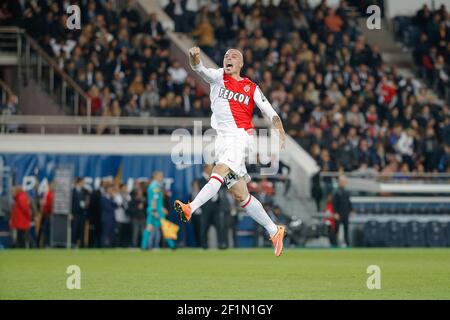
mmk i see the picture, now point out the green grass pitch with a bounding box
[1,248,449,299]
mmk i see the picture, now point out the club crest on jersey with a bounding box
[218,87,250,105]
[244,85,250,92]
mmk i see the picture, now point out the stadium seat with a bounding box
[363,220,385,247]
[446,222,450,247]
[445,204,450,215]
[235,215,257,248]
[354,203,364,214]
[425,221,447,247]
[365,203,374,214]
[384,220,405,247]
[419,203,428,214]
[373,203,382,215]
[405,221,426,247]
[386,203,395,214]
[401,203,411,215]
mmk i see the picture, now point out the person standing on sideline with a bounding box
[141,171,165,250]
[113,183,131,247]
[71,178,88,248]
[128,186,146,248]
[38,182,54,248]
[101,184,117,247]
[323,194,338,247]
[10,186,32,248]
[87,180,105,247]
[332,175,355,247]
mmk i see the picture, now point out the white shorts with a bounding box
[215,130,254,188]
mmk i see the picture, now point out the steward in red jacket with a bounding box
[10,187,32,231]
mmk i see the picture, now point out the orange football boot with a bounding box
[174,200,192,222]
[270,225,286,257]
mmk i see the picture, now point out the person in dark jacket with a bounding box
[141,12,165,43]
[71,178,89,248]
[332,175,354,247]
[101,184,117,247]
[87,180,106,248]
[128,186,147,248]
[165,0,188,32]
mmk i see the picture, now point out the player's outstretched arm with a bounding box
[188,47,222,84]
[272,115,286,149]
[254,86,286,149]
[188,47,201,66]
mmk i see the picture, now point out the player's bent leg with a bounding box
[230,179,285,257]
[212,163,231,177]
[174,164,229,223]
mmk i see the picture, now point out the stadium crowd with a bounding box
[19,0,214,126]
[179,0,450,176]
[4,1,450,207]
[394,4,450,101]
[14,0,449,175]
[168,0,450,214]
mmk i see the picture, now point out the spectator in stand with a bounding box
[1,94,20,132]
[324,8,343,34]
[167,61,188,93]
[142,13,165,42]
[123,96,140,117]
[226,4,245,40]
[400,4,450,100]
[88,85,102,116]
[396,128,416,169]
[128,75,145,97]
[9,186,32,248]
[139,83,160,116]
[438,144,450,172]
[191,15,215,57]
[165,0,189,32]
[121,0,141,34]
[1,1,21,26]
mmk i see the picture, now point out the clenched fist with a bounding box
[188,47,201,66]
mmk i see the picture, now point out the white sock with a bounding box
[190,173,223,213]
[241,195,278,237]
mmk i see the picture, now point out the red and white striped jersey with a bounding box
[191,62,277,134]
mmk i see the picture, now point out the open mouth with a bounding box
[226,63,233,68]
